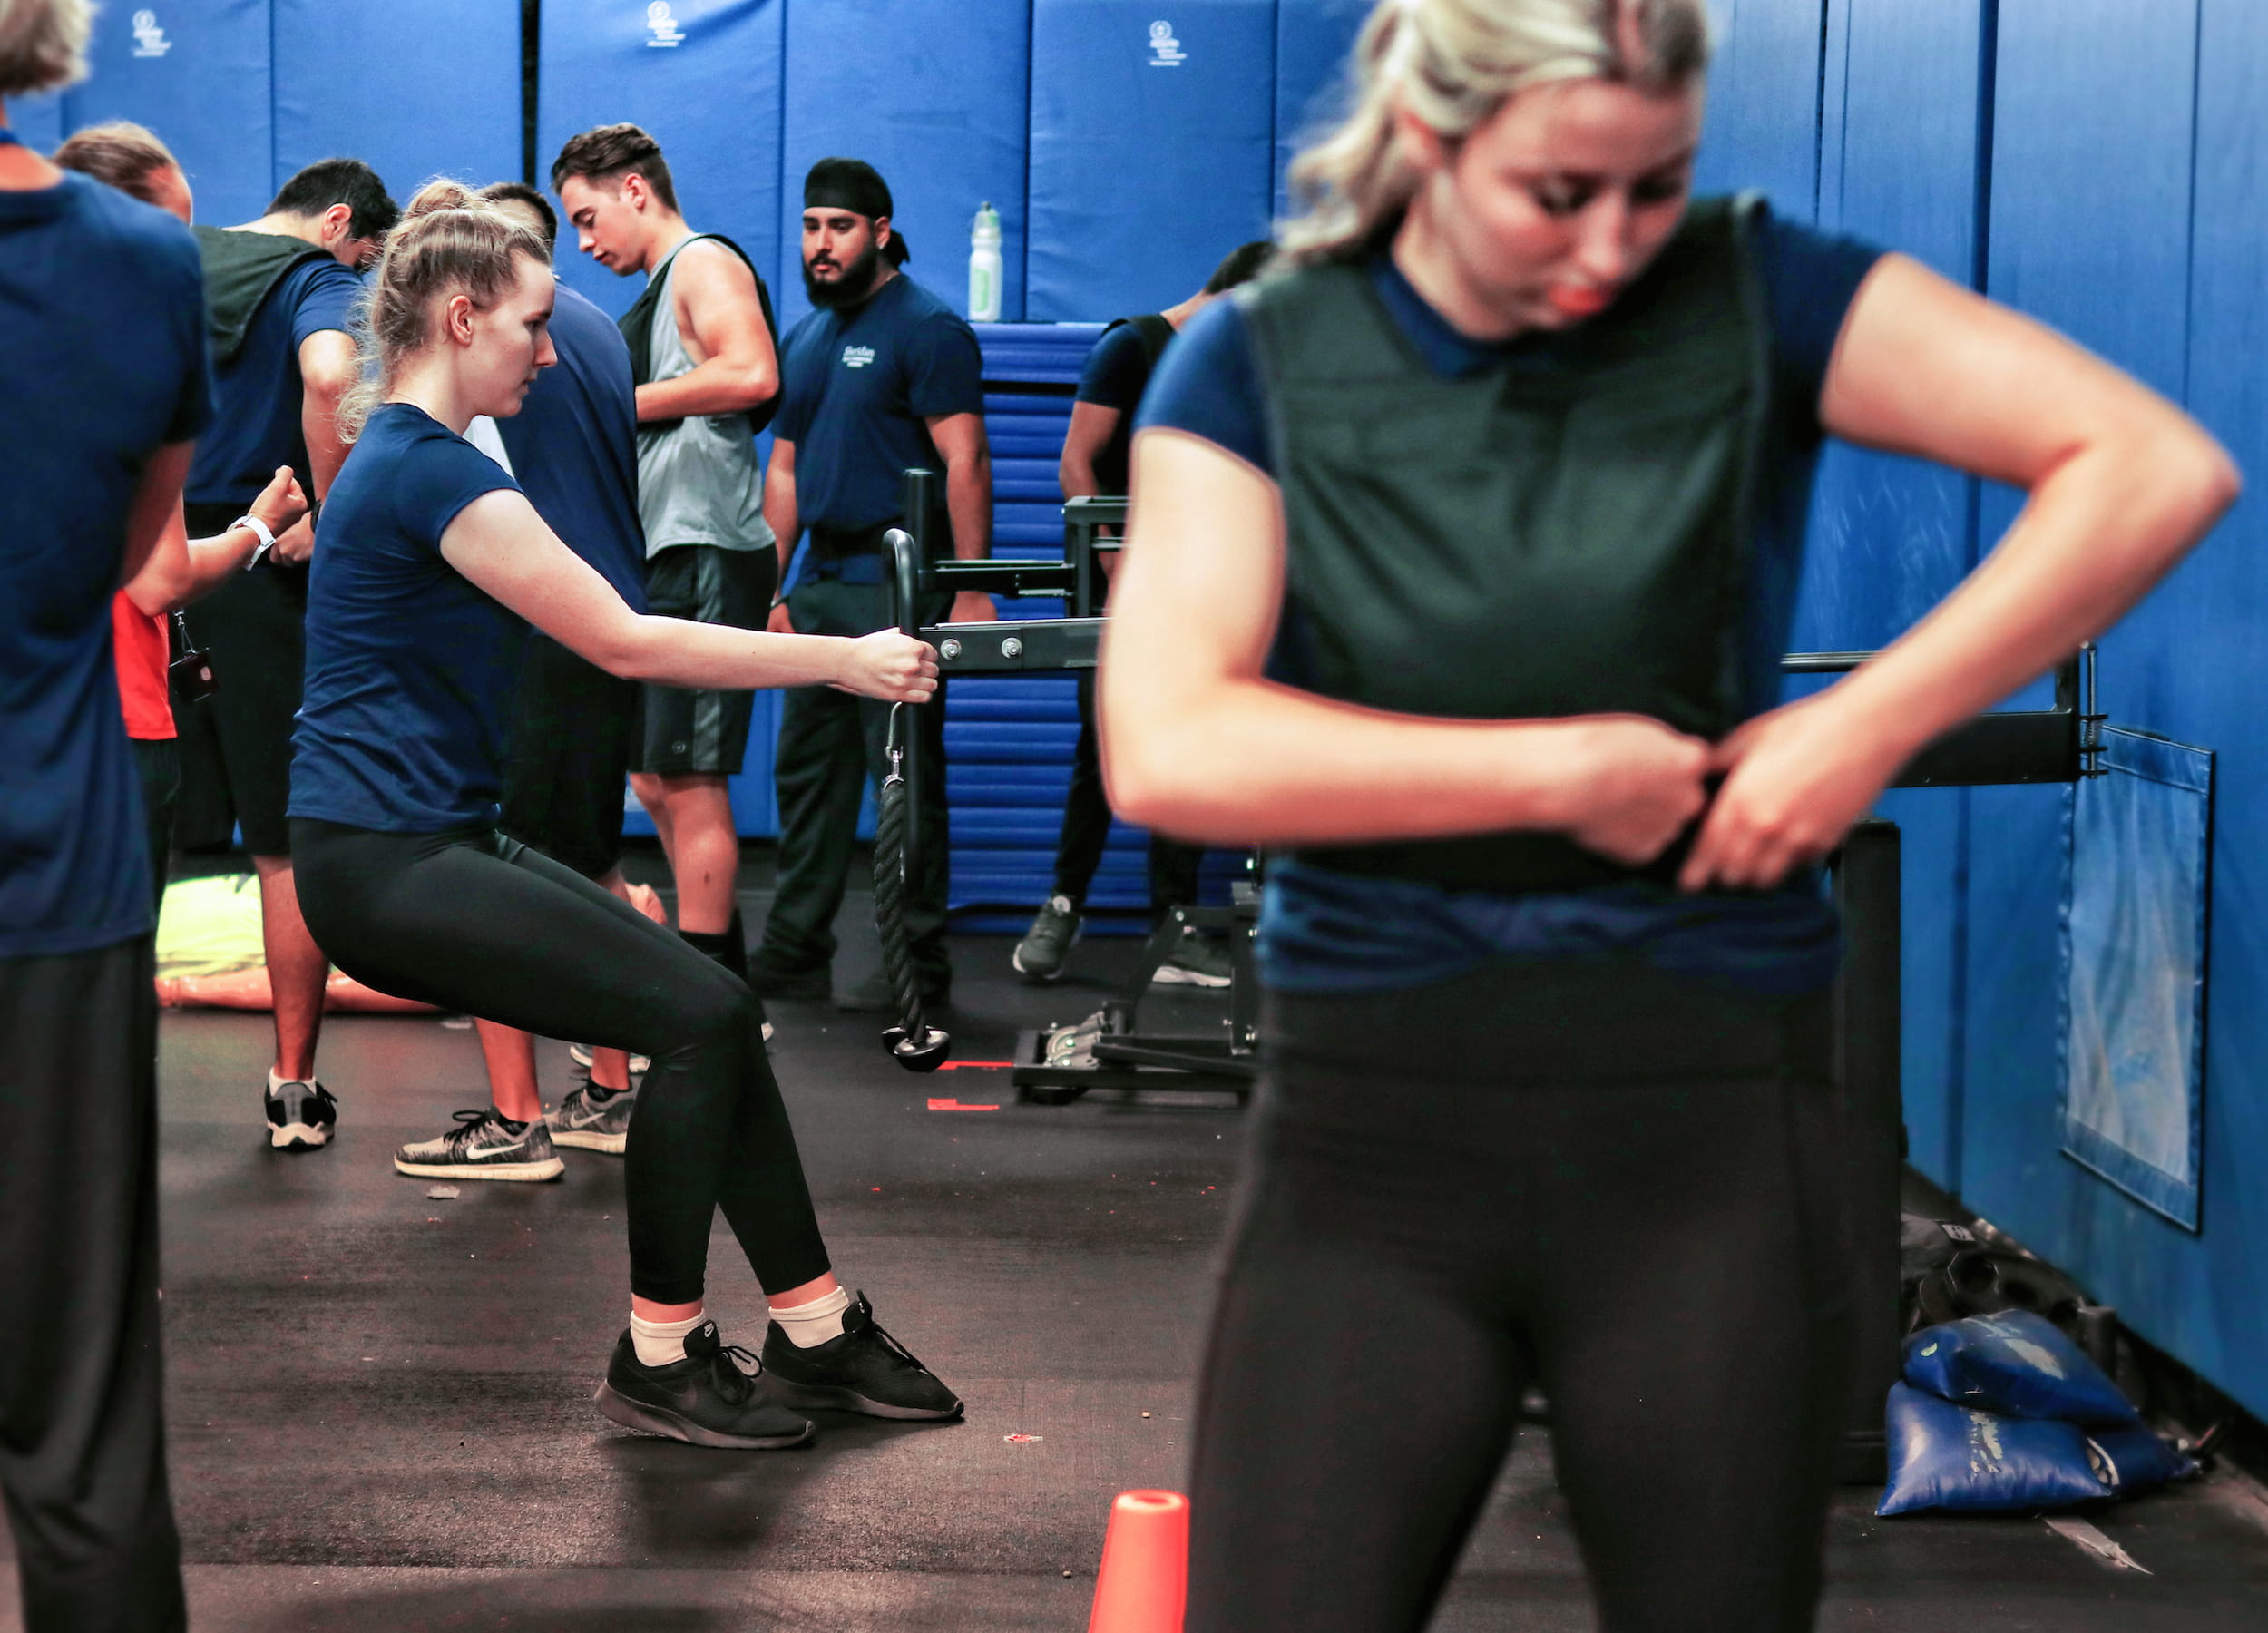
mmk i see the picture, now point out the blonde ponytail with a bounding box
[339,177,551,439]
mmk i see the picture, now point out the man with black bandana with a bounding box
[751,158,993,1012]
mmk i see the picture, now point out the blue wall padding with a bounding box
[945,323,1152,917]
[1903,1312,2140,1426]
[1694,0,1823,210]
[2062,728,2213,1230]
[1958,0,2268,1420]
[3,91,66,151]
[1878,1384,2112,1516]
[538,0,785,323]
[1798,0,1992,1190]
[1027,0,1277,322]
[776,0,1030,335]
[65,0,275,228]
[271,0,519,204]
[1272,0,1372,217]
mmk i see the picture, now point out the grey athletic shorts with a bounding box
[632,543,777,777]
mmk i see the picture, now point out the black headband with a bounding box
[804,157,893,223]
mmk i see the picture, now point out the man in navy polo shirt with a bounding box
[0,5,214,1620]
[178,155,398,1154]
[752,158,994,1012]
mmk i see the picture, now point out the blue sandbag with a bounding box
[2089,1425,2198,1494]
[1903,1309,2140,1426]
[1878,1384,2112,1516]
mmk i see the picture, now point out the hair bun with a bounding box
[403,177,478,221]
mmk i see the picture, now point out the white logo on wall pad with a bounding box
[1148,20,1186,67]
[842,345,876,369]
[646,1,684,48]
[131,9,171,58]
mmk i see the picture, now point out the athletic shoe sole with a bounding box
[592,1383,814,1449]
[548,1127,628,1156]
[269,1122,333,1151]
[1012,920,1081,983]
[1151,963,1232,988]
[761,1377,964,1422]
[393,1154,564,1181]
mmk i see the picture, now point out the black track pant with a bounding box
[0,936,185,1633]
[1051,669,1204,919]
[292,820,830,1305]
[1188,960,1851,1633]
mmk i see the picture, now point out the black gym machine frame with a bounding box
[872,466,2104,1479]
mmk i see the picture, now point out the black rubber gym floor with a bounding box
[5,849,2267,1630]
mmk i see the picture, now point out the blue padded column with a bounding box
[65,0,274,228]
[1028,0,1276,322]
[1695,0,1825,208]
[777,0,1030,334]
[1798,0,1994,1189]
[1965,0,2206,1374]
[271,0,518,201]
[1273,0,1372,217]
[538,0,784,322]
[3,90,66,150]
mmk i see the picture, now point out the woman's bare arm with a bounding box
[1683,253,2239,889]
[1098,429,1708,860]
[439,488,935,700]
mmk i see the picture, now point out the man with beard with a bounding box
[552,122,781,989]
[750,158,993,1012]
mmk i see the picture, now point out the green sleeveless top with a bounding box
[1239,197,1778,894]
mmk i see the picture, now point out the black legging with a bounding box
[1187,959,1852,1633]
[291,819,828,1305]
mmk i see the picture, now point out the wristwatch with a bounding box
[233,513,278,570]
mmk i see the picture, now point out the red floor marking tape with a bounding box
[937,1061,1013,1070]
[927,1098,1002,1112]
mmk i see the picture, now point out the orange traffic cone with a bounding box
[1088,1489,1189,1633]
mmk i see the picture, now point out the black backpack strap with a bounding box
[1104,312,1177,373]
[617,232,782,433]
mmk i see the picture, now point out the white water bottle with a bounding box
[968,200,1003,322]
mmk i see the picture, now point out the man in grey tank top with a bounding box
[553,124,780,985]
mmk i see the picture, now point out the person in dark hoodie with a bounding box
[177,157,397,1156]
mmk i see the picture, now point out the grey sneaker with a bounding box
[395,1109,563,1181]
[568,1041,651,1075]
[1153,925,1234,988]
[1013,895,1082,983]
[265,1078,337,1151]
[548,1080,637,1155]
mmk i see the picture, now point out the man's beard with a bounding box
[803,240,883,308]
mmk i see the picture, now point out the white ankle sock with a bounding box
[629,1309,706,1367]
[771,1285,852,1348]
[268,1068,297,1090]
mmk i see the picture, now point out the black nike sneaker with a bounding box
[593,1321,816,1449]
[758,1292,963,1421]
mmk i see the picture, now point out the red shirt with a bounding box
[112,592,173,740]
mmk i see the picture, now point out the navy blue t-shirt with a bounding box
[1135,204,1885,997]
[495,282,647,609]
[186,246,360,507]
[291,404,525,832]
[773,273,985,535]
[1077,319,1165,496]
[0,163,213,957]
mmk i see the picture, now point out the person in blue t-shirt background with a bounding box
[0,5,214,1623]
[1100,2,2238,1629]
[175,154,399,1156]
[286,181,961,1451]
[382,180,664,1185]
[1012,240,1272,991]
[749,158,995,1013]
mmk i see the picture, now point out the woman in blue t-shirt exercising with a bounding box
[1101,1,2235,1628]
[288,182,959,1449]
